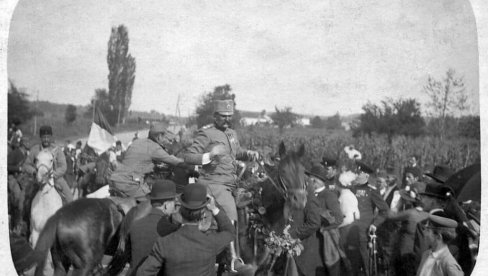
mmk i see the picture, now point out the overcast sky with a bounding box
[7,0,479,117]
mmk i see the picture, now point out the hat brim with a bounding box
[216,111,234,116]
[418,192,447,200]
[178,194,210,210]
[148,194,176,200]
[305,170,327,182]
[424,173,447,184]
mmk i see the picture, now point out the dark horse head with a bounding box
[257,141,308,229]
[236,141,307,273]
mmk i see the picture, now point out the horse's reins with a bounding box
[256,160,288,200]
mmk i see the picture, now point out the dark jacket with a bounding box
[128,208,179,275]
[289,195,322,276]
[316,188,343,229]
[136,209,234,276]
[352,183,390,228]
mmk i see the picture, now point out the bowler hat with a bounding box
[214,100,234,115]
[419,182,454,200]
[321,156,337,168]
[400,181,426,202]
[39,125,53,137]
[179,184,209,210]
[305,164,328,182]
[149,179,176,200]
[424,165,454,184]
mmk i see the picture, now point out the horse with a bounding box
[32,146,196,276]
[30,149,63,248]
[32,197,143,276]
[77,152,112,197]
[236,141,309,275]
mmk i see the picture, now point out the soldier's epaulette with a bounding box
[201,124,214,130]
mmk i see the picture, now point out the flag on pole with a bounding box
[87,108,116,155]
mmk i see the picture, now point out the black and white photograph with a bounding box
[2,0,487,275]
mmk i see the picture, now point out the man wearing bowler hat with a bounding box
[137,183,235,276]
[22,125,73,203]
[127,179,179,275]
[110,122,186,201]
[183,99,259,271]
[348,161,390,276]
[424,165,454,184]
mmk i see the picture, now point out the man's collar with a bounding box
[314,186,326,194]
[431,245,449,258]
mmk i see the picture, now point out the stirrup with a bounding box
[230,257,244,273]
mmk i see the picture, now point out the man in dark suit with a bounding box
[137,183,235,276]
[128,179,179,275]
[306,163,345,276]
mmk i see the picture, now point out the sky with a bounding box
[7,0,479,117]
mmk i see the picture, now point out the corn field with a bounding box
[237,127,480,175]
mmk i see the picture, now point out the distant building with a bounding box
[240,114,273,126]
[341,122,351,131]
[296,117,311,126]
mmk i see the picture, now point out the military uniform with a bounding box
[22,143,73,203]
[110,138,182,200]
[183,124,249,221]
[348,183,389,276]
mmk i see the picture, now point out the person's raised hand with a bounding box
[206,195,218,213]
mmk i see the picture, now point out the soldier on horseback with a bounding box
[22,125,74,204]
[109,122,185,202]
[183,99,260,272]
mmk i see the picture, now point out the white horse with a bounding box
[30,149,63,248]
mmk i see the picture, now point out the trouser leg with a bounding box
[359,236,370,276]
[55,177,73,203]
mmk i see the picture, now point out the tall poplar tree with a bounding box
[107,25,136,125]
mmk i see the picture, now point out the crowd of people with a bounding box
[6,99,480,276]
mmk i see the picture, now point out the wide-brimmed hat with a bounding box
[419,182,454,200]
[179,184,210,210]
[400,181,426,202]
[214,100,234,115]
[39,125,53,137]
[305,164,328,182]
[424,165,454,184]
[148,179,176,200]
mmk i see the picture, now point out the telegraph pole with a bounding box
[33,90,39,135]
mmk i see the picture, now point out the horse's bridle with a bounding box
[256,159,288,200]
[36,151,55,188]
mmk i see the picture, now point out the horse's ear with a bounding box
[297,144,305,158]
[278,141,286,158]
